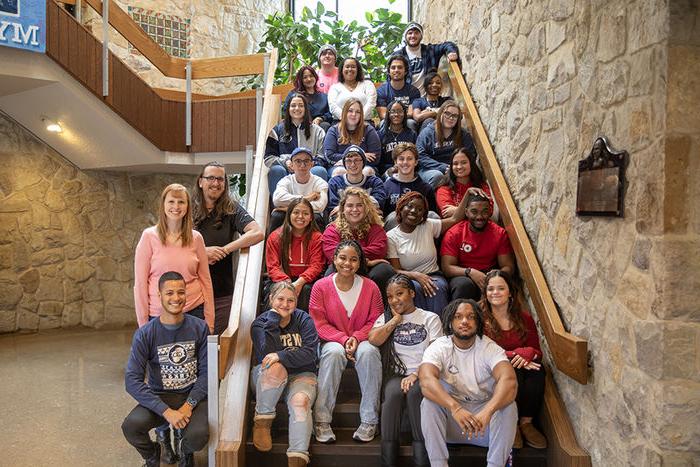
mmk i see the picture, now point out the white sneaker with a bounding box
[314,423,336,443]
[352,423,377,442]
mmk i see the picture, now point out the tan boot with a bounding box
[252,414,274,452]
[520,421,547,449]
[287,452,309,467]
[513,426,523,449]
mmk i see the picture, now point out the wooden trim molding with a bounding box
[83,0,266,79]
[447,61,589,384]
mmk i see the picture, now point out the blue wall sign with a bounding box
[0,0,46,53]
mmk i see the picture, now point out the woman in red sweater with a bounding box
[265,198,324,311]
[435,147,491,218]
[480,270,547,450]
[321,186,394,300]
[309,240,384,445]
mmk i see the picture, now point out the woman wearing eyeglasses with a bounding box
[416,101,477,189]
[193,162,264,334]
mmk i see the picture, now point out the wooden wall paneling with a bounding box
[207,101,217,153]
[76,28,87,84]
[238,99,249,151]
[58,6,69,66]
[175,100,187,152]
[247,98,256,148]
[224,99,233,151]
[68,15,78,75]
[86,33,96,94]
[216,101,225,152]
[229,101,244,150]
[47,2,59,59]
[192,100,202,152]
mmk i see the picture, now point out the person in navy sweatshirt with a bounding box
[122,271,209,467]
[383,142,436,225]
[251,282,320,467]
[378,99,417,175]
[416,101,476,188]
[327,145,387,219]
[376,55,421,132]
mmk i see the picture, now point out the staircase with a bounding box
[245,368,548,467]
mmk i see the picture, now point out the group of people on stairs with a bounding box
[119,21,547,467]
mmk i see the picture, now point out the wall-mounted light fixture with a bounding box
[41,116,63,133]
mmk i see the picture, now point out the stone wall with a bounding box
[0,113,193,332]
[82,0,284,94]
[415,0,698,464]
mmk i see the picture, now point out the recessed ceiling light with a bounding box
[41,116,63,133]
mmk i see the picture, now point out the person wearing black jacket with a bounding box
[250,282,320,467]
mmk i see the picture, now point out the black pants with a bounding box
[381,376,423,442]
[515,366,545,418]
[214,295,233,335]
[122,393,209,460]
[448,276,481,301]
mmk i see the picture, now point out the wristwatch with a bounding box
[464,267,471,277]
[186,397,198,408]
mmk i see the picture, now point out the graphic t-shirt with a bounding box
[440,220,513,271]
[421,335,507,402]
[317,67,339,94]
[373,307,442,374]
[406,48,426,95]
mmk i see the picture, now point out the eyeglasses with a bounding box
[293,158,313,166]
[388,110,404,116]
[443,111,460,120]
[202,176,225,183]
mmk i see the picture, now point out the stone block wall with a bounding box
[0,113,193,332]
[82,0,284,95]
[415,0,698,464]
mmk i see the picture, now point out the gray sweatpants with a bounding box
[420,397,517,467]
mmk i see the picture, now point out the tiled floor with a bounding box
[0,327,209,467]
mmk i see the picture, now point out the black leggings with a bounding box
[514,366,545,419]
[380,376,423,442]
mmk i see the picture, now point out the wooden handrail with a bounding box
[216,49,279,467]
[83,0,265,79]
[447,61,589,384]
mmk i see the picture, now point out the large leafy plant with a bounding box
[255,1,406,85]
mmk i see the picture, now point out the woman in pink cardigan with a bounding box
[321,187,394,300]
[134,183,215,333]
[309,240,384,445]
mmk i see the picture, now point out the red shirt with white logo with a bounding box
[440,220,512,272]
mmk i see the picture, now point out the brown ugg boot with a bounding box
[252,414,275,452]
[287,452,309,467]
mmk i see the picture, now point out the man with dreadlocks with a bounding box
[419,299,518,467]
[368,274,442,467]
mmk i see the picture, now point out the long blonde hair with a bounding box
[334,187,383,241]
[338,98,366,145]
[157,183,194,246]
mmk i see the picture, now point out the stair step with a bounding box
[250,392,361,429]
[246,428,547,466]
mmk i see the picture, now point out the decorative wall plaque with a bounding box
[576,137,627,217]
[128,6,190,58]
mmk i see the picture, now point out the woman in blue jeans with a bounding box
[250,282,320,467]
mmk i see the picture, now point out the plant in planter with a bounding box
[253,1,406,86]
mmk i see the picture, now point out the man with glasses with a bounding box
[419,299,517,467]
[376,55,421,128]
[192,162,264,334]
[326,145,387,219]
[394,22,461,95]
[272,147,329,231]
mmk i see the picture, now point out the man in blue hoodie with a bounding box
[394,22,461,95]
[122,271,209,467]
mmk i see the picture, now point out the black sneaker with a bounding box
[157,427,178,464]
[177,452,194,467]
[142,442,160,467]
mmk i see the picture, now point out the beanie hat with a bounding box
[290,147,313,160]
[342,145,367,169]
[318,44,337,61]
[404,22,423,40]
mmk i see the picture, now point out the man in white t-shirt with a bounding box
[419,299,517,467]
